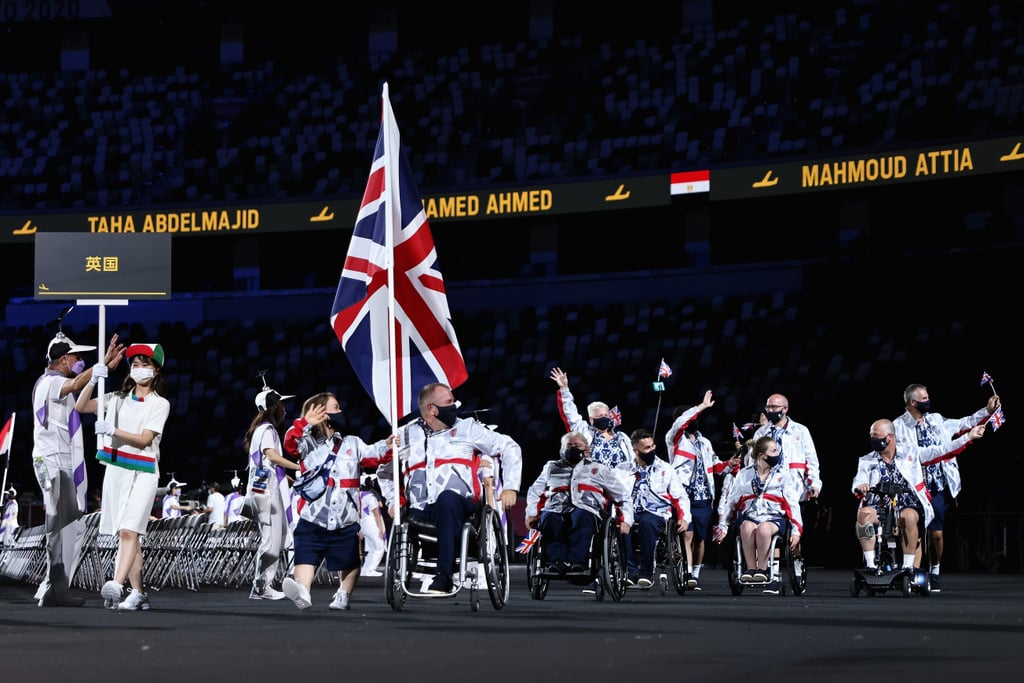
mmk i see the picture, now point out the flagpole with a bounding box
[652,360,665,436]
[382,81,402,529]
[0,412,13,497]
[653,394,664,436]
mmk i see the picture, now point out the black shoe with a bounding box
[426,573,453,594]
[762,580,780,595]
[929,574,941,592]
[568,562,586,573]
[545,563,564,575]
[627,573,639,586]
[40,564,85,608]
[40,588,86,607]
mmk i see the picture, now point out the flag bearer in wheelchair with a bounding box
[624,428,689,588]
[524,431,632,576]
[852,419,986,573]
[379,382,522,595]
[713,436,803,595]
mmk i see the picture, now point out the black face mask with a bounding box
[869,436,889,453]
[638,450,657,465]
[435,404,459,428]
[564,447,584,465]
[764,455,781,468]
[592,416,614,432]
[327,413,345,432]
[914,399,932,415]
[764,409,784,424]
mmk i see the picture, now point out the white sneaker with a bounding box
[360,570,383,577]
[793,559,804,577]
[101,580,123,609]
[118,589,150,611]
[249,585,287,600]
[282,577,312,610]
[329,589,350,611]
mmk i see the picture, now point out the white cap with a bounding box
[167,479,186,490]
[255,388,295,411]
[46,332,96,362]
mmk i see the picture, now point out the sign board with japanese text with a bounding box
[34,232,172,301]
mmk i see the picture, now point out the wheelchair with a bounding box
[850,482,931,598]
[726,517,806,596]
[384,497,510,612]
[525,508,629,602]
[625,517,687,596]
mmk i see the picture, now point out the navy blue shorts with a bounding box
[687,501,714,541]
[738,513,786,534]
[292,518,361,571]
[928,489,949,531]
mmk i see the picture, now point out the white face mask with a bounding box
[130,367,156,384]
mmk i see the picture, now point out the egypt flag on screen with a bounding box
[330,82,468,424]
[670,169,710,195]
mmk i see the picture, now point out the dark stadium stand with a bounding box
[1,2,1022,209]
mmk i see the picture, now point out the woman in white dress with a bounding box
[76,342,171,611]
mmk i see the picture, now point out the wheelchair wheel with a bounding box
[790,558,807,596]
[385,525,407,612]
[525,542,549,600]
[530,575,549,600]
[480,506,509,610]
[600,518,628,603]
[727,533,745,596]
[901,573,912,598]
[666,528,686,596]
[782,542,806,597]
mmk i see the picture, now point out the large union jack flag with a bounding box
[330,83,468,424]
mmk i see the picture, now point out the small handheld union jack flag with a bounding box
[987,407,1005,432]
[609,405,622,427]
[658,359,673,379]
[516,528,541,554]
[732,422,743,440]
[742,422,756,431]
[980,371,997,395]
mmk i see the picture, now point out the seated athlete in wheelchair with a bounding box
[378,383,522,611]
[623,428,689,590]
[714,436,803,596]
[524,431,633,600]
[850,418,985,597]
